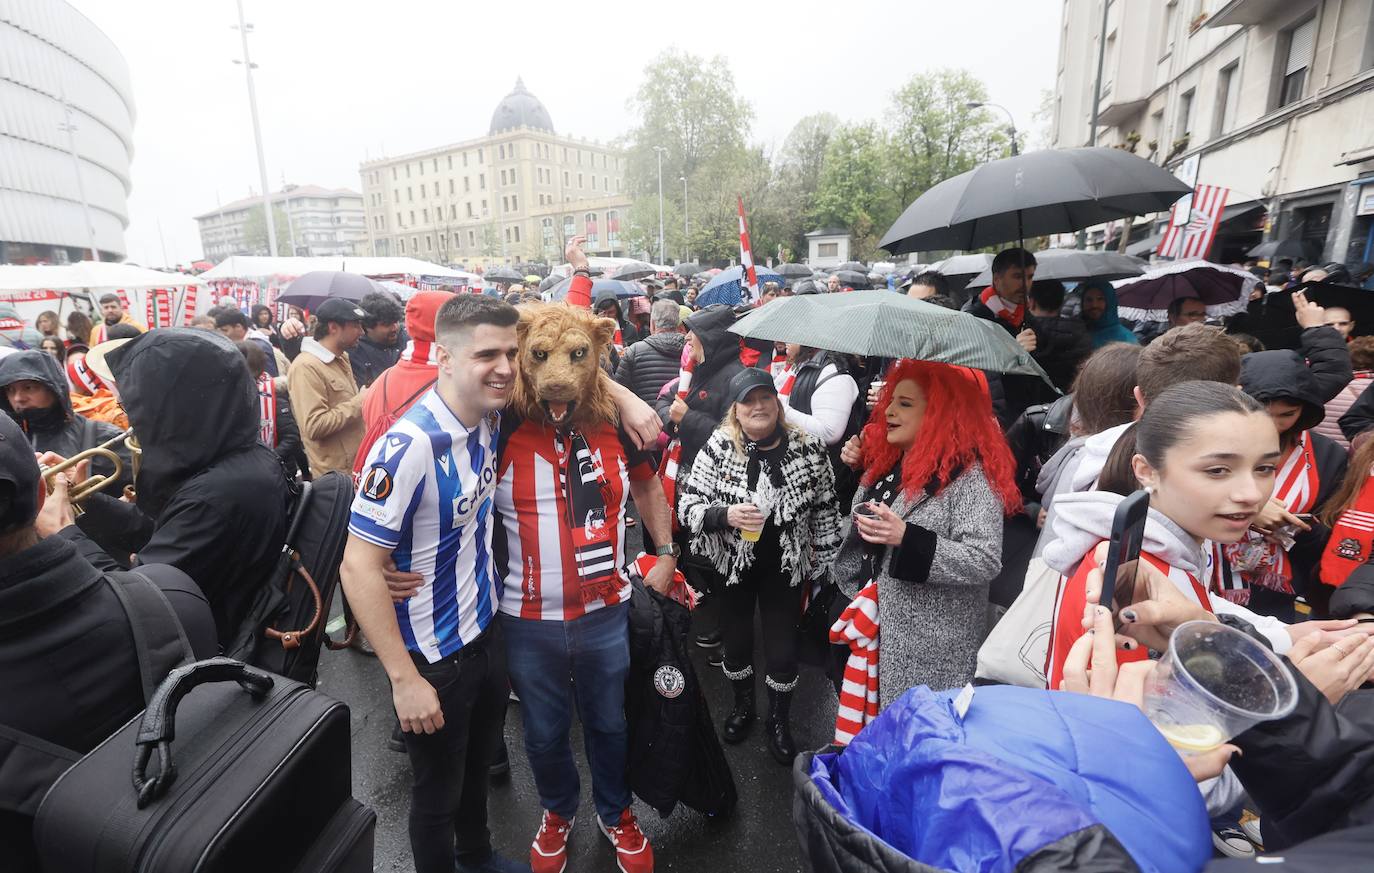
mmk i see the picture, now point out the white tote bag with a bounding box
[975,557,1060,688]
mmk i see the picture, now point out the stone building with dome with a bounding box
[357,79,633,269]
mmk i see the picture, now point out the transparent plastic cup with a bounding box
[1142,620,1298,754]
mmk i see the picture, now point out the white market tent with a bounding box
[0,261,208,331]
[200,256,478,285]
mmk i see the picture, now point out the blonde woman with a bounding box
[678,368,843,764]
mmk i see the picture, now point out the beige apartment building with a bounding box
[358,79,634,269]
[195,185,366,261]
[1052,0,1374,264]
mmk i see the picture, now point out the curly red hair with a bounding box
[860,359,1022,515]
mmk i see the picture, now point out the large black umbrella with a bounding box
[965,249,1146,288]
[516,262,550,278]
[673,262,702,277]
[610,261,658,281]
[880,147,1193,254]
[276,271,380,309]
[831,270,871,289]
[484,266,524,283]
[1248,239,1318,262]
[774,263,813,280]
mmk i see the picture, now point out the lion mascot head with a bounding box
[512,303,618,429]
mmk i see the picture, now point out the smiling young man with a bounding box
[340,294,525,873]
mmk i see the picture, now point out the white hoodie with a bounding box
[1045,491,1292,654]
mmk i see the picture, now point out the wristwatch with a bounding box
[653,543,681,558]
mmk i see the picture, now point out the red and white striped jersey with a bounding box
[494,416,656,621]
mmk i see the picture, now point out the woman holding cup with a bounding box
[677,368,843,763]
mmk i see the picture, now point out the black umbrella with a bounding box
[880,147,1192,254]
[673,262,702,277]
[276,271,381,309]
[484,266,524,283]
[791,278,823,295]
[516,262,550,278]
[774,263,813,279]
[831,270,870,289]
[610,261,658,281]
[837,261,867,273]
[1247,239,1318,262]
[1297,281,1374,337]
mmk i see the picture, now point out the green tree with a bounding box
[242,205,291,255]
[810,123,895,262]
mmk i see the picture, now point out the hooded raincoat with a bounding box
[655,304,746,471]
[60,329,291,645]
[1079,280,1140,348]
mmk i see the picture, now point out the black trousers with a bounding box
[402,622,508,873]
[720,528,804,683]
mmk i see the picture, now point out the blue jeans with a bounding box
[501,603,631,825]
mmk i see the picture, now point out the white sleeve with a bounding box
[1208,593,1292,655]
[348,430,428,548]
[782,370,859,446]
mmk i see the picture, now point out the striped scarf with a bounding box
[979,286,1024,330]
[658,358,696,531]
[829,581,879,745]
[556,428,618,604]
[1321,465,1374,589]
[1223,433,1318,597]
[256,372,278,447]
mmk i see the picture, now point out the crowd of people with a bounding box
[6,237,1374,872]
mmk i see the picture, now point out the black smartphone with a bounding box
[1099,489,1151,613]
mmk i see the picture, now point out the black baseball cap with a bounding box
[315,298,367,324]
[728,367,777,404]
[0,413,40,534]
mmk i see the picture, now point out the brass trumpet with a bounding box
[41,428,141,506]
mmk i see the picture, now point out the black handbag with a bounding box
[798,576,848,668]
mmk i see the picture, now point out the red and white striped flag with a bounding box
[1157,185,1230,261]
[737,196,759,304]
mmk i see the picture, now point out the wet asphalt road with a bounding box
[316,520,835,873]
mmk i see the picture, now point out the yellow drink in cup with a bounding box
[1156,723,1226,754]
[740,527,762,543]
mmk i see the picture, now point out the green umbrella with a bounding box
[729,290,1055,387]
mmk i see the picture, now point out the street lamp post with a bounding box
[965,102,1018,156]
[653,146,666,263]
[680,175,688,262]
[57,94,98,262]
[233,0,278,257]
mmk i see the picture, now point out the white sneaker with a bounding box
[1239,814,1263,848]
[1211,823,1257,859]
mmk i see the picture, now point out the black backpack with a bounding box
[789,353,868,506]
[225,471,354,687]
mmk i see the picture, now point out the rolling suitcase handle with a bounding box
[132,658,275,808]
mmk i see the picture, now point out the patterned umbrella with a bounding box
[1114,260,1259,323]
[696,265,785,307]
[728,290,1054,385]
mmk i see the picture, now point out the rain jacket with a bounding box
[0,304,41,349]
[0,350,128,489]
[59,329,291,646]
[1078,280,1139,349]
[1239,351,1348,598]
[288,337,366,476]
[655,304,745,470]
[351,291,449,476]
[793,684,1211,873]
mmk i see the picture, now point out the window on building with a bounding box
[606,210,619,248]
[393,189,400,202]
[464,177,471,193]
[447,155,453,170]
[1278,17,1316,108]
[478,148,484,162]
[500,169,507,185]
[425,235,432,251]
[391,167,397,181]
[504,228,511,243]
[818,242,839,257]
[510,167,516,184]
[1160,2,1176,60]
[399,237,406,253]
[396,211,403,226]
[450,205,457,219]
[499,144,505,160]
[407,187,414,202]
[480,174,486,189]
[564,214,575,240]
[433,158,438,172]
[419,185,426,199]
[467,203,475,218]
[616,178,621,193]
[1215,62,1240,136]
[412,236,418,252]
[463,152,468,167]
[409,210,415,224]
[603,177,609,191]
[1177,88,1195,138]
[585,212,598,246]
[502,196,509,211]
[578,173,584,188]
[591,175,597,190]
[423,208,429,223]
[418,162,424,176]
[513,226,521,243]
[564,171,570,186]
[511,195,518,211]
[449,179,455,195]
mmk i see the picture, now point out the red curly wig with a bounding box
[860,359,1022,515]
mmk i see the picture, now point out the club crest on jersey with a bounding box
[361,466,393,501]
[653,665,685,699]
[1337,537,1363,561]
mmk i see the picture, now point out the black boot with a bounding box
[765,682,797,765]
[721,669,755,744]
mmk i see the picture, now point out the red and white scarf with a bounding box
[774,362,796,398]
[658,358,697,531]
[1321,464,1374,589]
[256,372,278,448]
[1223,433,1318,597]
[979,285,1024,330]
[830,581,879,745]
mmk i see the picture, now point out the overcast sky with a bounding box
[73,0,1062,266]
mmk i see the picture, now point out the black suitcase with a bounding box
[227,471,354,686]
[33,658,364,873]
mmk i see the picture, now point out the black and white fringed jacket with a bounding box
[678,426,843,586]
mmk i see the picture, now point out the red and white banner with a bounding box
[738,196,759,304]
[1158,185,1230,261]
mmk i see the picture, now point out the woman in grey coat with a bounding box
[830,359,1021,708]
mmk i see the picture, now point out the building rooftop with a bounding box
[489,77,555,136]
[195,185,361,220]
[805,227,850,238]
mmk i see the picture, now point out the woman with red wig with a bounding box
[830,359,1020,705]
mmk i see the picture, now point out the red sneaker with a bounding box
[598,808,654,873]
[530,809,574,873]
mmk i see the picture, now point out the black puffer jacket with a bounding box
[0,351,129,489]
[625,579,735,818]
[615,331,685,404]
[61,329,291,645]
[656,304,745,469]
[1239,350,1348,599]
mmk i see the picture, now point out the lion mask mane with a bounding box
[512,303,618,429]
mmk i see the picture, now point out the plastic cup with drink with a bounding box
[741,478,774,543]
[1142,620,1298,754]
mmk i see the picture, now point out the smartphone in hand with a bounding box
[1099,489,1151,615]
